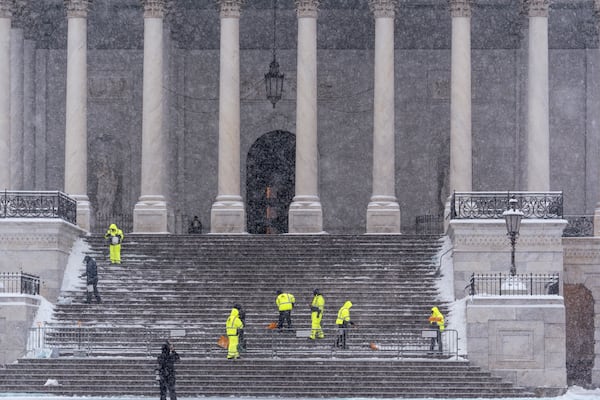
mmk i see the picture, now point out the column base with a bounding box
[288,196,323,234]
[133,195,169,233]
[71,194,91,232]
[593,203,600,236]
[366,197,400,233]
[210,195,246,233]
[592,359,600,386]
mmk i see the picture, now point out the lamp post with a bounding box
[503,197,524,276]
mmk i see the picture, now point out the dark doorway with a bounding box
[246,131,295,234]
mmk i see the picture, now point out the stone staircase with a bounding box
[0,234,536,398]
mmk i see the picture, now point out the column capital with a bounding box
[0,0,13,18]
[448,0,473,18]
[141,0,165,18]
[524,0,549,17]
[217,0,244,18]
[369,0,397,18]
[64,0,92,18]
[295,0,320,18]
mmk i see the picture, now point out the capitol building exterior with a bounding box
[3,0,600,392]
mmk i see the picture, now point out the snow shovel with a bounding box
[217,335,229,349]
[266,321,277,330]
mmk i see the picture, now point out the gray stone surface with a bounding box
[10,0,600,233]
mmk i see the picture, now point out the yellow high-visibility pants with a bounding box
[310,311,324,339]
[227,335,239,359]
[109,244,121,264]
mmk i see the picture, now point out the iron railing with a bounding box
[450,191,563,220]
[465,273,560,296]
[563,215,594,237]
[0,190,76,224]
[415,214,444,235]
[0,272,40,295]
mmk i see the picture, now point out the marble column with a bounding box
[64,0,91,231]
[288,0,323,234]
[449,0,472,194]
[9,3,24,190]
[133,0,169,233]
[0,1,11,190]
[366,0,400,233]
[22,37,34,190]
[526,0,550,191]
[593,0,600,236]
[210,0,246,233]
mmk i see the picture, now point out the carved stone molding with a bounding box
[295,0,319,18]
[524,0,549,18]
[217,0,244,19]
[64,0,92,18]
[369,0,397,18]
[0,0,13,18]
[453,233,563,250]
[448,0,472,18]
[141,0,165,18]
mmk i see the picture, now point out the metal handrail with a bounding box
[269,327,459,359]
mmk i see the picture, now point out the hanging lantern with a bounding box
[264,0,284,108]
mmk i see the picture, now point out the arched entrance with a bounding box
[246,131,295,234]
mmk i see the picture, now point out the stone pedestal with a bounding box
[133,195,168,233]
[467,297,566,394]
[210,195,245,234]
[0,295,40,365]
[288,196,323,234]
[366,198,400,233]
[0,219,84,302]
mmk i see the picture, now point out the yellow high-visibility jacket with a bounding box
[276,293,295,311]
[104,223,124,244]
[226,308,244,337]
[311,294,324,314]
[429,306,445,331]
[336,301,353,325]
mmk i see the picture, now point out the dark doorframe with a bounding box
[246,130,295,234]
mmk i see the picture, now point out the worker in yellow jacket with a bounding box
[335,300,354,349]
[275,290,295,331]
[226,305,244,359]
[309,288,325,339]
[104,223,124,264]
[429,306,445,352]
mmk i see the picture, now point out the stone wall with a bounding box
[17,1,599,234]
[449,218,568,392]
[563,237,600,387]
[466,297,567,394]
[0,295,40,365]
[0,219,85,302]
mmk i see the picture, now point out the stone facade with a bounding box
[0,219,85,302]
[3,0,598,234]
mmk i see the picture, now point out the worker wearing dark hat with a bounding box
[309,288,325,339]
[275,290,295,331]
[81,256,101,304]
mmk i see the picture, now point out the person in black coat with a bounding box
[157,341,180,400]
[81,256,101,304]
